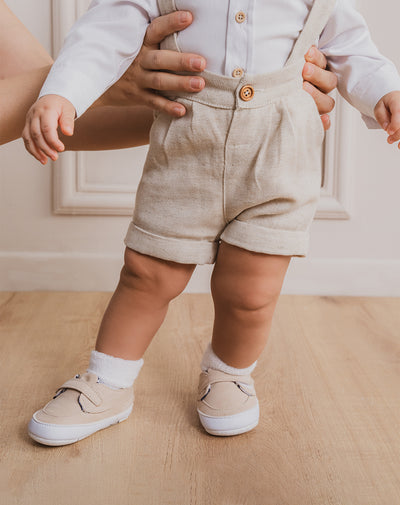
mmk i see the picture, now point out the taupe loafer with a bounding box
[28,372,133,446]
[197,368,259,436]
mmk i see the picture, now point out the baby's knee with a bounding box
[120,247,195,301]
[211,271,281,313]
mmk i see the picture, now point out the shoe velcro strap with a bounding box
[56,378,102,407]
[209,378,255,396]
[198,371,255,397]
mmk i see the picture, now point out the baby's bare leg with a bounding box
[210,242,291,368]
[95,247,196,360]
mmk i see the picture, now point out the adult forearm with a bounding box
[0,65,153,149]
[61,106,153,151]
[0,65,51,145]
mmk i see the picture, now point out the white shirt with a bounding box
[40,0,400,128]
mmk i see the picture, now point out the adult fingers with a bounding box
[139,89,187,116]
[303,81,336,115]
[304,46,328,71]
[320,113,331,132]
[141,49,206,73]
[144,11,193,47]
[140,69,205,93]
[302,62,338,95]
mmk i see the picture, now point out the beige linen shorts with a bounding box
[124,65,325,265]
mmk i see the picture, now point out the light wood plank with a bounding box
[1,293,400,504]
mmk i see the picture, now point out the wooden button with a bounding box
[239,85,254,101]
[232,68,244,78]
[235,11,246,23]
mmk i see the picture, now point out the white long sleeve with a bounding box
[319,0,400,128]
[40,0,158,117]
[39,0,400,127]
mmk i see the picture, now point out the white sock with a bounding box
[200,342,257,376]
[87,349,144,389]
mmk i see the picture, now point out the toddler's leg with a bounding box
[196,241,290,436]
[209,241,291,368]
[95,246,196,361]
[28,246,196,446]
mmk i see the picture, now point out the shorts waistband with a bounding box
[164,61,304,110]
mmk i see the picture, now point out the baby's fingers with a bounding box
[30,116,59,161]
[387,127,400,146]
[41,110,65,153]
[374,99,391,131]
[59,107,75,136]
[387,109,400,136]
[22,127,49,164]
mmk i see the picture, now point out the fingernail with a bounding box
[190,57,204,71]
[190,78,203,90]
[173,106,185,116]
[303,63,314,77]
[383,122,389,130]
[180,11,190,23]
[303,81,313,92]
[307,47,315,59]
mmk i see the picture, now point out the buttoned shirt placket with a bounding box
[224,0,254,79]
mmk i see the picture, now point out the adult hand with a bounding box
[98,11,206,117]
[302,46,338,131]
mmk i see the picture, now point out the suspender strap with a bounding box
[286,0,337,66]
[157,0,177,16]
[157,0,179,51]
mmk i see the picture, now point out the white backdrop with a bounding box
[1,0,400,295]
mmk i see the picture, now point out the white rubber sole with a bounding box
[28,404,133,446]
[197,402,259,436]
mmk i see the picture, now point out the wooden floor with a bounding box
[1,292,400,505]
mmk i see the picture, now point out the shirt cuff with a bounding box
[352,64,400,129]
[39,64,111,118]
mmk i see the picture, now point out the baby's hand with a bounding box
[22,95,76,164]
[374,91,400,149]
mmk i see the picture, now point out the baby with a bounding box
[25,0,400,446]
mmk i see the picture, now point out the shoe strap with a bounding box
[198,370,256,399]
[56,378,102,407]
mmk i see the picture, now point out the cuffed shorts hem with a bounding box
[220,219,309,257]
[124,221,218,265]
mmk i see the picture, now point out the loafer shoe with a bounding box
[28,372,134,446]
[197,368,259,436]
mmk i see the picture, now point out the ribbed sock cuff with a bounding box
[87,349,144,389]
[200,342,257,375]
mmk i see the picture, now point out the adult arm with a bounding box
[0,11,205,147]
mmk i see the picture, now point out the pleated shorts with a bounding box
[124,65,325,264]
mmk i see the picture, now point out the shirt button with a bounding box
[239,85,254,101]
[235,11,246,23]
[232,68,244,78]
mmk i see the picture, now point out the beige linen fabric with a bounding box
[124,0,336,264]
